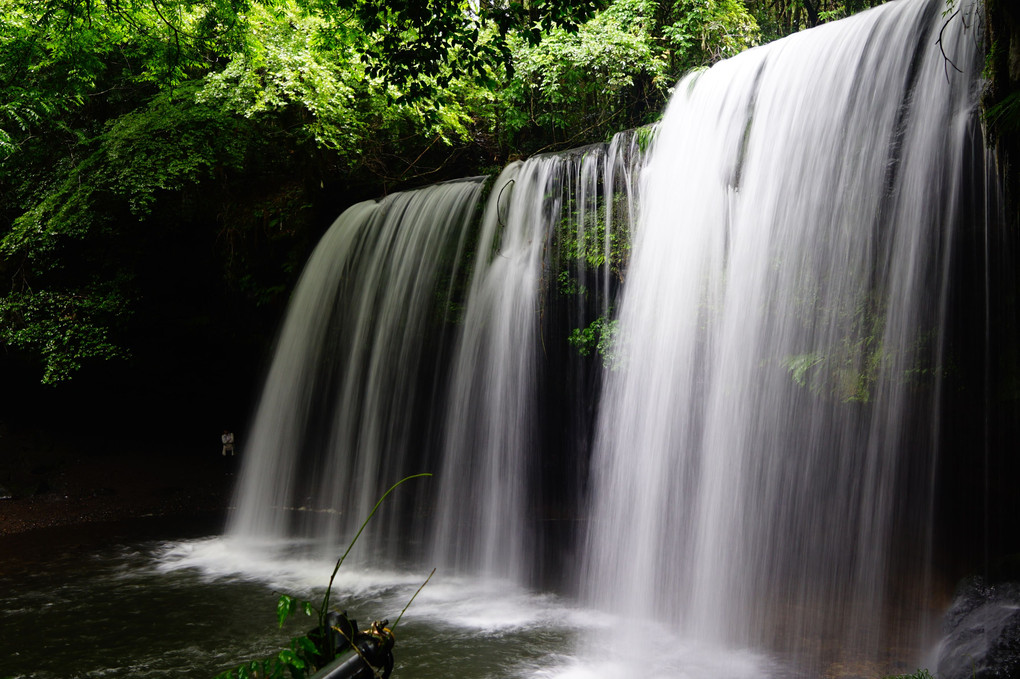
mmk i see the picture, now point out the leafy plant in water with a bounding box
[213,473,432,679]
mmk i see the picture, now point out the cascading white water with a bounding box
[431,136,646,582]
[428,160,547,582]
[222,0,991,674]
[226,179,484,558]
[227,133,646,575]
[582,0,983,673]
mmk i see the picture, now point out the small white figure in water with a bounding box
[221,430,235,456]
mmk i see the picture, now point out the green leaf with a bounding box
[783,352,824,387]
[278,648,305,669]
[277,594,296,627]
[294,635,319,655]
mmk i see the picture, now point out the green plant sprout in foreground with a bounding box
[214,474,433,679]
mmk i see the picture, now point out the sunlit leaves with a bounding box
[499,0,667,144]
[0,287,131,383]
[276,593,315,628]
[316,0,607,100]
[660,0,759,71]
[496,0,759,148]
[0,0,770,383]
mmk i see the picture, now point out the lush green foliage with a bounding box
[499,0,670,146]
[568,315,621,367]
[0,287,131,383]
[497,0,760,150]
[0,0,876,383]
[556,168,636,368]
[661,0,760,70]
[743,0,887,42]
[0,0,490,382]
[307,0,606,101]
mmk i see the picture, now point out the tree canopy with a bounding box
[0,0,881,386]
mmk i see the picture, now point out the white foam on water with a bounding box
[151,537,779,679]
[151,537,584,631]
[152,536,421,597]
[519,623,774,679]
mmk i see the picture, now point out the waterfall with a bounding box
[226,179,484,559]
[428,160,550,582]
[429,135,645,582]
[224,0,992,673]
[582,0,985,673]
[227,135,646,573]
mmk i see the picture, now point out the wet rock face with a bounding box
[937,579,1020,679]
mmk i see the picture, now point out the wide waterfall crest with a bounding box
[224,0,989,675]
[583,0,984,672]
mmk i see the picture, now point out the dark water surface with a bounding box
[0,517,287,679]
[0,518,940,679]
[0,519,594,679]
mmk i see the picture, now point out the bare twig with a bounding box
[393,567,435,629]
[317,473,432,630]
[530,107,626,157]
[402,135,442,177]
[936,8,963,83]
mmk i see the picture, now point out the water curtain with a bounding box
[584,0,986,671]
[229,0,990,672]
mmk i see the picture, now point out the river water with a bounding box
[0,521,939,679]
[0,532,770,679]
